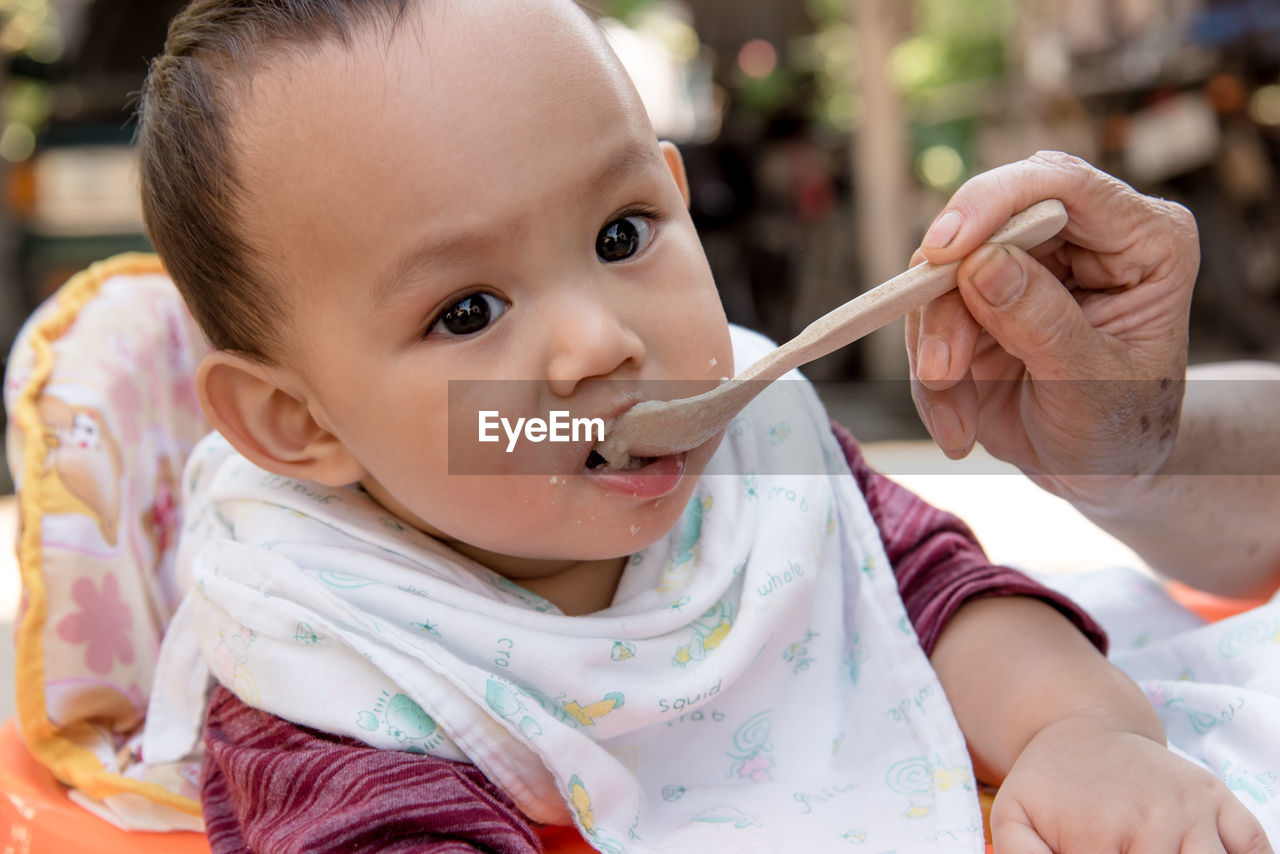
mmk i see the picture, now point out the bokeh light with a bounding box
[738,38,778,79]
[890,37,942,92]
[916,144,965,189]
[0,123,35,162]
[1249,84,1280,126]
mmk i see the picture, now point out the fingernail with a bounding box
[970,244,1025,307]
[927,403,966,452]
[916,335,950,382]
[922,210,963,249]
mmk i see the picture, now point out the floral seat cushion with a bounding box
[4,254,210,828]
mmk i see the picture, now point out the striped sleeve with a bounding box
[200,684,542,854]
[829,422,1107,657]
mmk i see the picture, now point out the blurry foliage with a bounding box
[1,0,60,162]
[0,0,61,61]
[892,0,1011,104]
[797,0,858,134]
[734,65,801,116]
[896,0,1013,186]
[797,0,1013,138]
[597,0,1013,148]
[597,0,660,25]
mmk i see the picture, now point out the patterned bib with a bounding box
[148,326,984,852]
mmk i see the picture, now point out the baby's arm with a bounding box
[201,685,540,854]
[931,596,1273,854]
[831,421,1106,656]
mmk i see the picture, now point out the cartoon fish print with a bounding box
[357,691,443,751]
[484,676,543,739]
[565,776,628,853]
[693,805,761,828]
[569,775,596,833]
[1220,760,1278,805]
[294,622,320,644]
[673,601,734,668]
[562,692,626,726]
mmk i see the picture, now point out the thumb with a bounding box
[956,243,1108,381]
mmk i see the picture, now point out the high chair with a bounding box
[1,254,1264,853]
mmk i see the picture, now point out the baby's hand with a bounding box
[990,711,1273,853]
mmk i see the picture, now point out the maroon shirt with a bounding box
[200,425,1105,853]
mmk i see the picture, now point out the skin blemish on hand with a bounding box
[709,357,717,368]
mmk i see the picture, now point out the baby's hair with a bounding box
[137,0,412,362]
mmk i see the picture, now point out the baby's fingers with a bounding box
[1218,796,1274,854]
[1177,822,1231,854]
[1132,797,1270,854]
[1129,821,1225,854]
[989,801,1053,854]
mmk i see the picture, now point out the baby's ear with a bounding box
[197,351,366,487]
[659,140,690,208]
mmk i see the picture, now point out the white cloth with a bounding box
[1043,568,1280,841]
[149,326,983,853]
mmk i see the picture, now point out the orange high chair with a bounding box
[1,255,1265,853]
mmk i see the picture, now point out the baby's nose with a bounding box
[545,304,646,397]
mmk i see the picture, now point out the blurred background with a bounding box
[1,0,1280,495]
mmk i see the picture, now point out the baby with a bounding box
[137,0,1270,852]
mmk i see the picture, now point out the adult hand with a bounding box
[905,151,1198,508]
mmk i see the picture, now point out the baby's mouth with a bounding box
[584,449,655,472]
[582,446,686,498]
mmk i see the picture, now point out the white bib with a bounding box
[149,327,983,853]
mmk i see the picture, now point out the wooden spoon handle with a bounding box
[597,199,1068,465]
[737,199,1068,385]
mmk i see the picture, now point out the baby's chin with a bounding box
[495,505,687,565]
[472,488,699,570]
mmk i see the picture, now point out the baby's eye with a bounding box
[596,214,654,263]
[429,292,509,337]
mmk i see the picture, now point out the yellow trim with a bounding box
[12,252,203,816]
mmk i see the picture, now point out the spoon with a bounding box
[595,199,1068,468]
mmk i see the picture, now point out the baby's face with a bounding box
[231,0,733,579]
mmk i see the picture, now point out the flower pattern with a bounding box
[56,573,135,675]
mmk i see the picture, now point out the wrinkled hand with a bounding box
[991,712,1272,854]
[905,151,1198,509]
